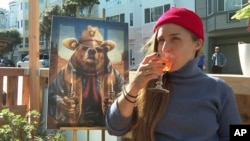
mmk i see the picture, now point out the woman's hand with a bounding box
[116,53,167,117]
[126,53,166,95]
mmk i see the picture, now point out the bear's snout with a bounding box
[87,48,97,60]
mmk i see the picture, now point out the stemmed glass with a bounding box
[148,52,173,94]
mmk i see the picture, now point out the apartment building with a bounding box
[196,0,249,74]
[15,0,48,60]
[2,0,247,74]
[98,0,196,70]
[100,0,249,74]
[0,8,8,30]
[5,0,100,63]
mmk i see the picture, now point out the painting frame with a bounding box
[47,16,128,129]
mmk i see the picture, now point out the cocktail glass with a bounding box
[148,53,173,94]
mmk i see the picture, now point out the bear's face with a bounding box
[62,25,116,73]
[71,44,108,73]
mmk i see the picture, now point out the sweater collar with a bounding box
[168,57,202,80]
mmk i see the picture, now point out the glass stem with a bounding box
[155,75,163,89]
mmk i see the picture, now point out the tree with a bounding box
[231,2,250,20]
[231,2,250,32]
[0,29,22,61]
[78,0,100,17]
[62,0,78,17]
[40,5,63,54]
[63,0,100,17]
[40,1,100,53]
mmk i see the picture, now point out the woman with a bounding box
[105,7,241,141]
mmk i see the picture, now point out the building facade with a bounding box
[196,0,249,74]
[0,8,8,31]
[98,0,196,70]
[1,0,248,74]
[100,0,248,74]
[4,0,100,63]
[16,0,48,60]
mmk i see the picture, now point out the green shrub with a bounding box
[0,108,66,141]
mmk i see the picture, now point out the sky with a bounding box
[0,0,10,10]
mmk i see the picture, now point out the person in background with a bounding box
[211,46,227,74]
[197,52,205,71]
[105,7,241,141]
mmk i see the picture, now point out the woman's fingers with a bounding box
[140,53,158,64]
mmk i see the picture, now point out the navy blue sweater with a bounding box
[106,58,241,141]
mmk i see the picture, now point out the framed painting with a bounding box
[47,16,128,129]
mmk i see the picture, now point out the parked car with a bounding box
[0,62,4,67]
[0,59,15,67]
[2,59,15,67]
[16,54,50,68]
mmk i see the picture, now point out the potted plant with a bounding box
[0,108,66,141]
[231,2,250,76]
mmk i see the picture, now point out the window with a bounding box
[22,55,29,61]
[21,20,23,28]
[164,4,170,12]
[227,11,238,22]
[207,0,214,15]
[25,20,28,30]
[120,14,124,23]
[25,37,29,44]
[145,8,150,23]
[129,45,135,66]
[130,13,133,26]
[49,0,57,3]
[151,6,163,22]
[24,2,29,13]
[107,15,119,22]
[40,0,45,9]
[20,2,22,10]
[144,4,169,24]
[39,54,49,59]
[106,13,125,23]
[218,0,248,12]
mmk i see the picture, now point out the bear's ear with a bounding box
[62,38,79,50]
[102,40,116,52]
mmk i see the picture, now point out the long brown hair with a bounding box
[127,29,202,141]
[129,31,171,141]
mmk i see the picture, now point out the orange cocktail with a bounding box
[151,57,173,72]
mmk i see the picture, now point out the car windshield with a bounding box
[22,56,29,61]
[22,54,49,61]
[40,54,49,59]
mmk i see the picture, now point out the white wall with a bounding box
[174,0,195,10]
